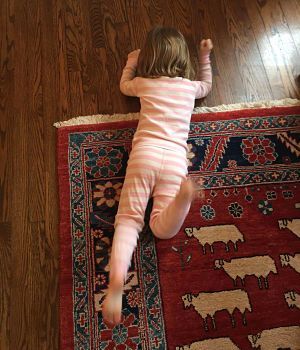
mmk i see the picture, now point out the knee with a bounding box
[149,215,162,238]
[150,219,174,240]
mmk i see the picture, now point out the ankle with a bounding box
[109,272,124,291]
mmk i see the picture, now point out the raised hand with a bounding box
[128,49,141,60]
[200,39,213,53]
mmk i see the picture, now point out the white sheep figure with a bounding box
[278,218,300,238]
[248,325,300,349]
[182,289,251,331]
[285,291,300,310]
[185,225,244,254]
[280,253,300,273]
[214,255,277,289]
[175,337,240,350]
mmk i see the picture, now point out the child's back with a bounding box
[131,75,211,153]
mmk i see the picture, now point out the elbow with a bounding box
[119,82,128,96]
[205,81,212,95]
[119,80,136,97]
[196,81,212,99]
[201,82,212,98]
[119,82,125,95]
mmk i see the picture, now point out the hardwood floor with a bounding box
[0,0,299,348]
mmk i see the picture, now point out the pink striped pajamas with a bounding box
[110,51,212,282]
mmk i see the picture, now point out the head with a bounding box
[137,26,195,80]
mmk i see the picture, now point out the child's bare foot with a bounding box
[195,177,205,200]
[102,272,124,326]
[177,178,197,202]
[197,187,205,200]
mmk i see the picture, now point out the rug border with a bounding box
[57,128,75,350]
[55,105,300,135]
[53,98,300,128]
[56,119,142,350]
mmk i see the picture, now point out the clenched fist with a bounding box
[200,39,213,53]
[128,49,141,60]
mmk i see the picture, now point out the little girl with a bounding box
[103,26,213,325]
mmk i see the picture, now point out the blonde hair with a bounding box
[137,27,195,80]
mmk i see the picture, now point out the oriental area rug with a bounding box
[55,99,300,350]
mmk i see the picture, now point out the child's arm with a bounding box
[119,49,140,97]
[194,39,213,99]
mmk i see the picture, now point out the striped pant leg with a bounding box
[110,146,162,281]
[150,149,190,239]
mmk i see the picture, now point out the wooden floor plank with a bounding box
[0,222,11,350]
[27,0,46,222]
[279,0,300,53]
[56,0,71,121]
[223,0,273,102]
[191,1,223,106]
[207,0,247,103]
[10,0,30,346]
[0,0,14,223]
[40,0,60,348]
[246,0,299,99]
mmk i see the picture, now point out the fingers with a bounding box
[200,39,213,51]
[128,49,141,59]
[102,290,123,327]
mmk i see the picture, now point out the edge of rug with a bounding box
[53,98,300,128]
[53,112,140,128]
[193,97,300,113]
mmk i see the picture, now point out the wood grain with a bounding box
[246,0,300,99]
[0,0,14,223]
[1,0,299,348]
[0,222,11,350]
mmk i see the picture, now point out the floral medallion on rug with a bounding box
[56,102,300,350]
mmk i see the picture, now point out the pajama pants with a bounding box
[110,145,191,281]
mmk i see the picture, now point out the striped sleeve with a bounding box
[119,56,139,97]
[194,52,212,99]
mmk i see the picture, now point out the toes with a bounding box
[102,290,123,327]
[104,308,121,327]
[113,310,121,325]
[102,300,114,325]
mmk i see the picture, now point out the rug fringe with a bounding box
[53,112,140,128]
[53,98,300,128]
[193,98,300,113]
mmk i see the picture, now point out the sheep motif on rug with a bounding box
[184,225,245,254]
[284,291,300,310]
[278,218,300,238]
[181,289,251,331]
[248,326,300,350]
[280,253,300,273]
[175,337,240,350]
[214,255,277,289]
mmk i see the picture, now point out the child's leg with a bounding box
[103,224,139,325]
[149,148,200,239]
[150,178,196,239]
[109,225,139,283]
[103,147,160,325]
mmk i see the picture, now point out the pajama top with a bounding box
[119,51,212,154]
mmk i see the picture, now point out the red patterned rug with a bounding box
[56,102,300,350]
